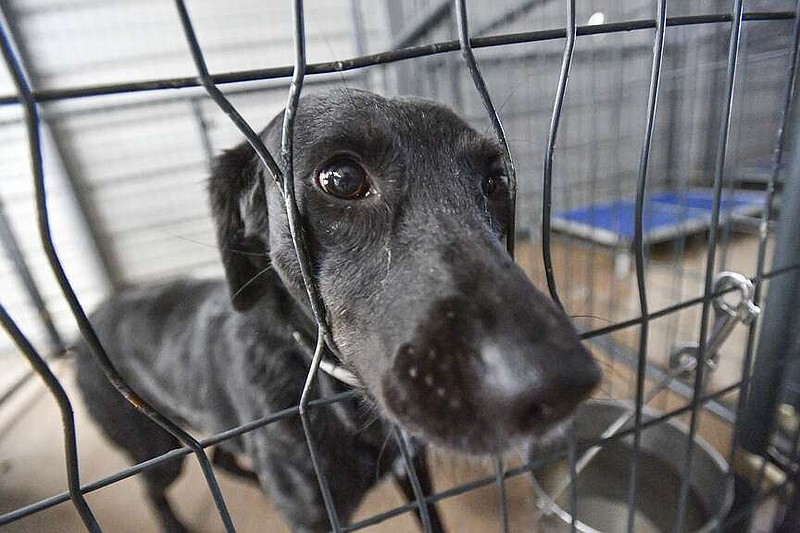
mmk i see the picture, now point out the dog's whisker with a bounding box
[374,427,396,484]
[356,402,382,433]
[222,247,275,257]
[505,137,539,147]
[591,360,616,374]
[308,15,362,105]
[228,264,273,304]
[381,237,392,284]
[569,313,613,324]
[155,231,219,249]
[154,230,270,257]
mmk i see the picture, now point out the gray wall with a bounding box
[382,0,796,234]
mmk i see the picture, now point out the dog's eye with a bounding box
[481,174,502,196]
[317,158,371,200]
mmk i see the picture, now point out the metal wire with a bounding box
[0,304,100,532]
[345,381,748,532]
[453,0,517,255]
[343,502,419,532]
[493,454,510,533]
[283,1,348,529]
[674,2,745,531]
[0,16,236,533]
[0,11,790,107]
[0,197,64,355]
[174,0,347,529]
[3,253,788,529]
[541,0,575,308]
[567,434,578,532]
[724,476,796,528]
[627,1,668,531]
[298,329,344,531]
[189,97,216,173]
[171,0,283,193]
[1,3,798,531]
[394,429,434,533]
[722,2,800,531]
[0,373,752,529]
[769,420,800,531]
[0,389,357,526]
[580,263,799,341]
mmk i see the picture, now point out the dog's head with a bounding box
[209,88,600,454]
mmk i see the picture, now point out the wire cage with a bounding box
[1,0,799,531]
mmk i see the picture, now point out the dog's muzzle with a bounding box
[379,250,601,453]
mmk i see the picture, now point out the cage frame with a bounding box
[0,1,798,532]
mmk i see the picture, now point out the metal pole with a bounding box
[737,42,800,458]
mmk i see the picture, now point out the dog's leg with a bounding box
[111,414,189,533]
[116,413,189,533]
[76,353,189,532]
[393,450,445,533]
[212,447,259,483]
[148,489,189,533]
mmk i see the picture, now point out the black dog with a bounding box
[75,89,600,532]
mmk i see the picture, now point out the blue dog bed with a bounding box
[551,189,767,247]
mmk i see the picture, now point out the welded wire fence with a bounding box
[0,1,799,532]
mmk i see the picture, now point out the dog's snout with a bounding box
[478,340,601,435]
[382,294,602,453]
[481,342,601,436]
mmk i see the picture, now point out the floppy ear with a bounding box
[208,141,271,311]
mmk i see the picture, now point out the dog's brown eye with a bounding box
[317,158,371,200]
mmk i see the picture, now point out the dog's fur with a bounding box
[75,89,600,532]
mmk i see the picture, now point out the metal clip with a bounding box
[670,271,761,377]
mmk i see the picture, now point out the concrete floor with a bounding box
[0,231,782,531]
[0,358,543,532]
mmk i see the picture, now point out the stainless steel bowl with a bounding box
[533,400,732,533]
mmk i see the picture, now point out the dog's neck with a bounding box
[290,330,360,387]
[236,259,361,388]
[261,270,362,388]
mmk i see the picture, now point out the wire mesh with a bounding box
[0,13,236,533]
[0,303,99,532]
[454,0,517,256]
[725,2,800,530]
[674,2,744,531]
[628,1,668,531]
[541,0,575,310]
[0,1,798,532]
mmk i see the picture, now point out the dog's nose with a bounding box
[383,330,601,452]
[479,341,601,435]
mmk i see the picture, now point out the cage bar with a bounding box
[674,1,745,532]
[1,2,799,531]
[394,430,435,533]
[453,0,517,255]
[0,12,791,107]
[0,197,64,354]
[627,1,668,531]
[541,0,576,308]
[722,2,800,531]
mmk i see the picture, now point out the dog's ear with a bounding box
[209,141,271,311]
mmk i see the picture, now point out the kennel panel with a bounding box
[0,1,798,531]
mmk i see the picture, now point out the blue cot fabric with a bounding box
[553,189,766,244]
